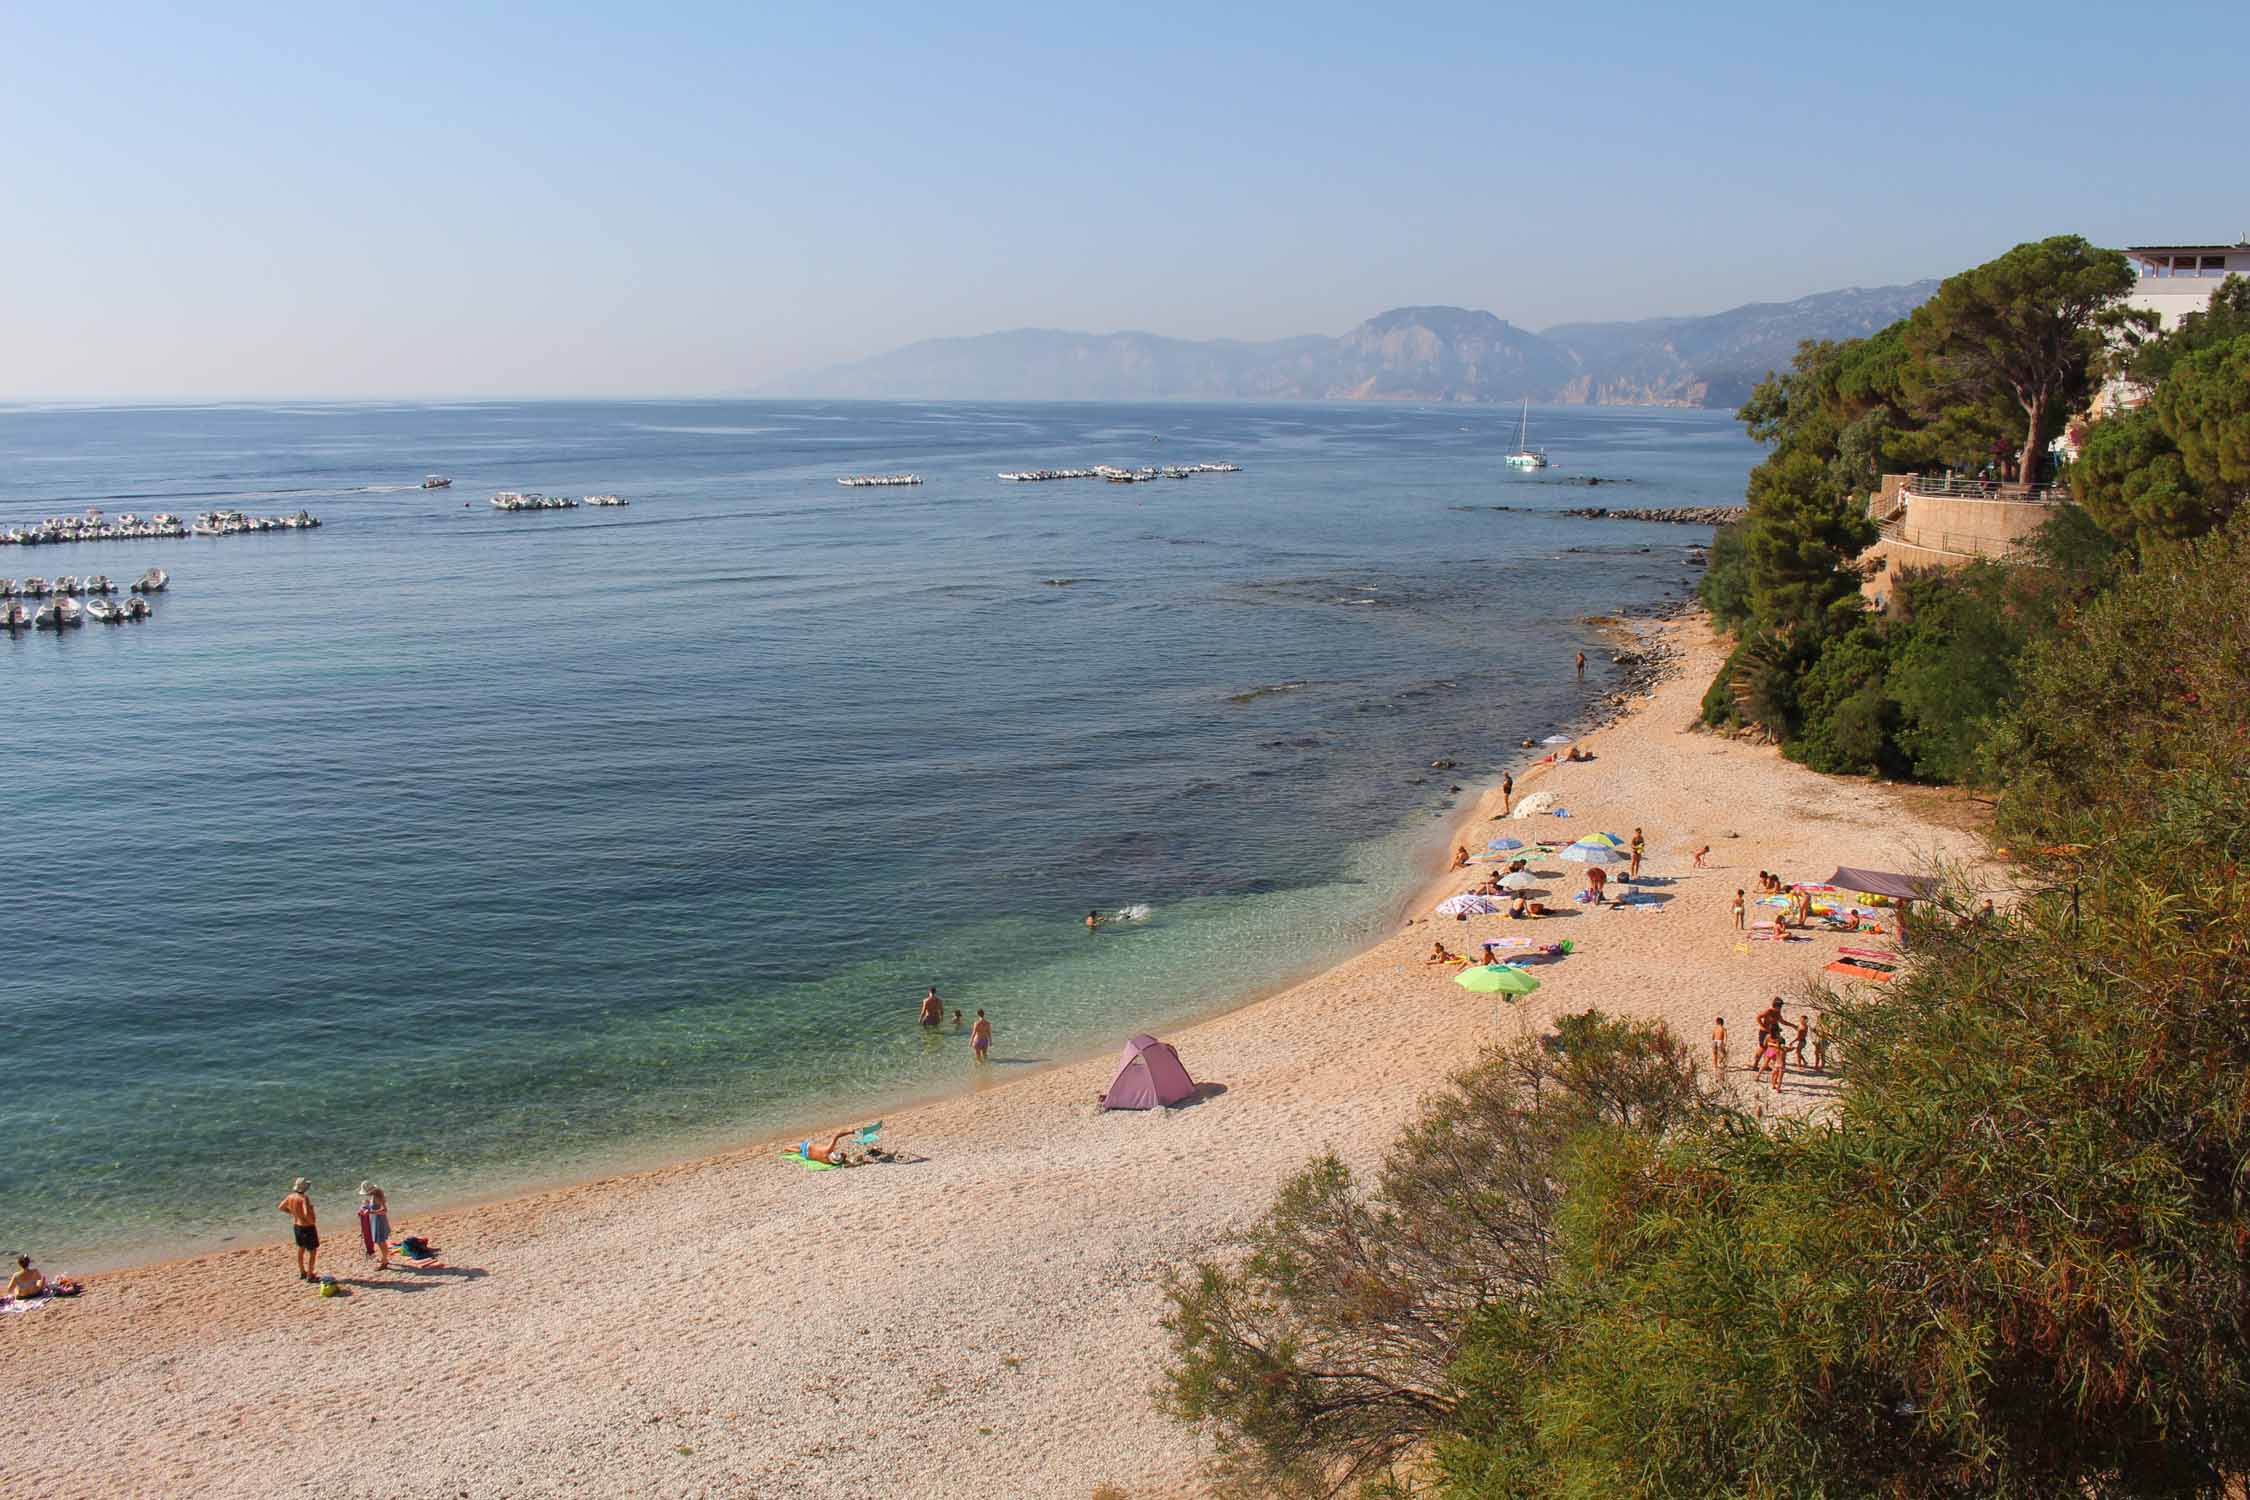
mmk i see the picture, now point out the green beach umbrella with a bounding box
[1455,964,1542,996]
[1583,832,1628,847]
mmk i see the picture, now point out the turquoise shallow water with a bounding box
[0,399,1752,1263]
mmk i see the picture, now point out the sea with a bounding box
[0,399,1755,1264]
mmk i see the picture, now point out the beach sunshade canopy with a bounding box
[1825,867,1938,902]
[1509,791,1559,820]
[1582,832,1627,847]
[1541,734,1573,745]
[1499,871,1536,889]
[1099,1033,1199,1110]
[1557,842,1626,864]
[1456,964,1541,995]
[1485,836,1526,852]
[1435,893,1504,916]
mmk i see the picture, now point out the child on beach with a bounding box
[1731,890,1745,929]
[1693,844,1710,867]
[971,1010,992,1063]
[1451,845,1470,870]
[1710,1015,1726,1072]
[1812,1015,1830,1073]
[1426,942,1464,964]
[1762,1034,1786,1093]
[1629,827,1645,880]
[1789,1016,1810,1067]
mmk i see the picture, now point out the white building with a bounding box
[2124,241,2249,330]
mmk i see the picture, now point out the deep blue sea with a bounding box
[0,400,1753,1263]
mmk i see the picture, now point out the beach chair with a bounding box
[851,1121,885,1157]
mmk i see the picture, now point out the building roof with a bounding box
[2127,243,2249,256]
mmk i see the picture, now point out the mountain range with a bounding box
[778,281,1940,408]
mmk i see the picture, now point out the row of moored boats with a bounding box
[1,568,167,598]
[488,492,628,511]
[997,462,1242,483]
[836,474,923,487]
[191,509,320,536]
[6,594,157,630]
[2,508,320,546]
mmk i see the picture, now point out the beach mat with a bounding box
[1826,960,1896,982]
[780,1150,839,1172]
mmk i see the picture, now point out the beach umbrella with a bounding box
[1500,870,1536,890]
[1582,831,1628,847]
[1557,842,1627,865]
[1485,836,1526,852]
[1540,734,1573,746]
[1455,964,1541,995]
[1434,893,1503,917]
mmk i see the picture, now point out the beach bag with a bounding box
[318,1276,340,1298]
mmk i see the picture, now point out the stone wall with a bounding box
[1858,475,2058,607]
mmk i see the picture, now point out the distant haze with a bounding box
[776,283,1941,407]
[0,3,2241,400]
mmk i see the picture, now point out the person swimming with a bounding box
[1085,909,1104,931]
[919,987,943,1027]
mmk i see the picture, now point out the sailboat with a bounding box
[1505,398,1549,470]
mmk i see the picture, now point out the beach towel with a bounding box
[780,1150,840,1172]
[0,1297,54,1314]
[357,1206,375,1256]
[1825,960,1895,982]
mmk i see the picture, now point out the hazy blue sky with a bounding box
[3,0,2243,398]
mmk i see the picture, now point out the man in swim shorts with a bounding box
[278,1177,319,1282]
[919,987,943,1027]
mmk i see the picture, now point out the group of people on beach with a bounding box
[276,1177,401,1282]
[1712,999,1829,1091]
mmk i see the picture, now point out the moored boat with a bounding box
[84,574,114,594]
[1,602,29,630]
[22,576,52,596]
[131,567,169,593]
[84,597,121,624]
[33,597,82,629]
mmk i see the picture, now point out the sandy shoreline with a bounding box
[3,610,1985,1499]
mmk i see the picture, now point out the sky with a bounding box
[2,0,2244,399]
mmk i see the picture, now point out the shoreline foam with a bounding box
[5,606,1982,1500]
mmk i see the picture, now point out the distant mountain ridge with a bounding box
[778,281,1941,408]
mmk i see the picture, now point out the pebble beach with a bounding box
[1,609,1986,1499]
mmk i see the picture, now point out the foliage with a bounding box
[1694,521,1753,633]
[2151,333,2250,511]
[1903,235,2143,483]
[2070,402,2212,548]
[1884,562,2033,782]
[1158,1014,1725,1499]
[1781,620,1897,774]
[1988,508,2250,848]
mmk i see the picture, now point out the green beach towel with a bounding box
[781,1150,839,1172]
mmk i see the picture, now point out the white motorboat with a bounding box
[84,574,114,593]
[54,575,82,595]
[1,602,29,630]
[422,475,454,489]
[1505,398,1549,470]
[131,567,169,593]
[21,576,51,596]
[34,597,82,629]
[122,596,152,621]
[582,494,629,507]
[84,598,121,624]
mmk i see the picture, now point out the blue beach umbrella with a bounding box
[1557,841,1627,865]
[1485,837,1527,853]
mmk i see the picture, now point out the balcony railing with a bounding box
[1897,474,2071,505]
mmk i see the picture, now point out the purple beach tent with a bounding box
[1099,1034,1200,1110]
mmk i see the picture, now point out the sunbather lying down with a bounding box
[798,1127,894,1166]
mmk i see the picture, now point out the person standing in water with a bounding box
[278,1177,319,1282]
[919,987,944,1027]
[970,1009,992,1063]
[1085,909,1104,932]
[1575,650,1586,680]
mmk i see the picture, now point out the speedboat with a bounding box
[84,575,114,594]
[131,567,169,593]
[84,598,121,624]
[582,494,628,507]
[34,597,82,629]
[422,475,454,489]
[21,576,51,596]
[0,579,14,598]
[54,575,81,595]
[121,596,152,621]
[1,602,29,630]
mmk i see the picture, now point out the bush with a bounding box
[1159,1014,1725,1499]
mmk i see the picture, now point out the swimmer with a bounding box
[1085,909,1104,931]
[919,987,943,1027]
